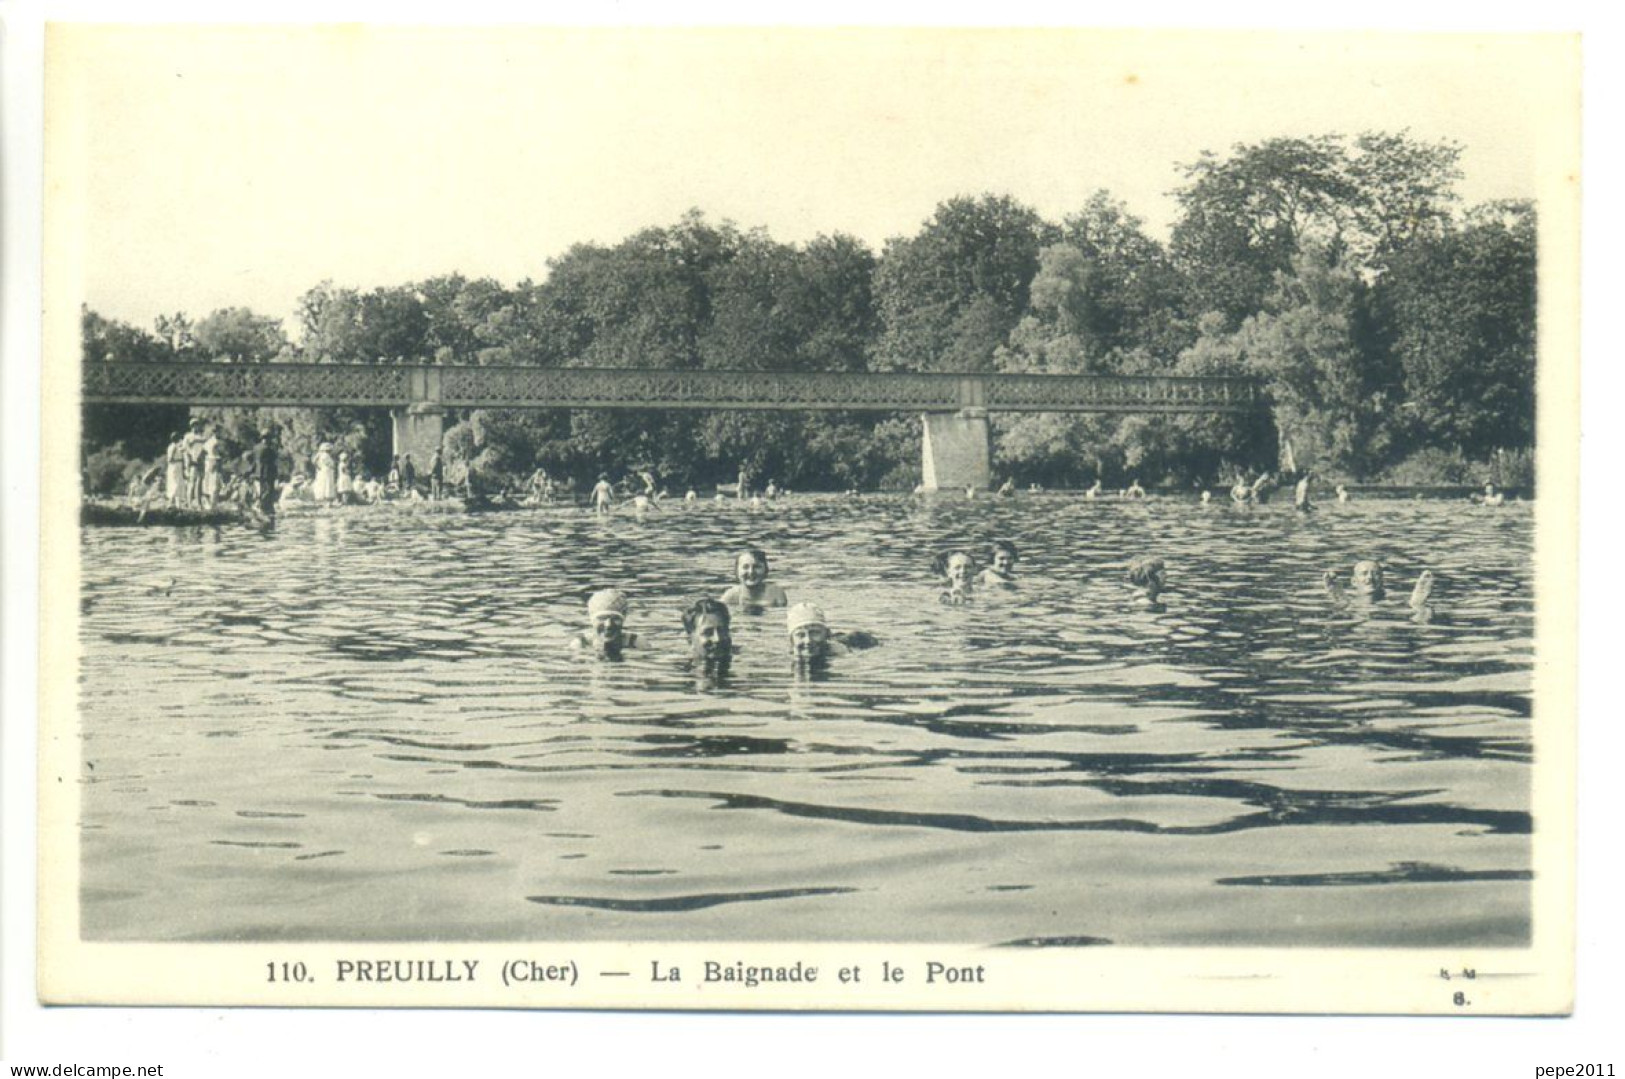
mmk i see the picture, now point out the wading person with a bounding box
[591,473,614,515]
[429,449,444,501]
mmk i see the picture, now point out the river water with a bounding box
[78,495,1533,946]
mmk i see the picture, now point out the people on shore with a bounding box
[183,420,208,507]
[978,541,1018,590]
[429,449,445,501]
[252,429,280,516]
[400,454,417,498]
[312,443,337,502]
[201,429,222,508]
[165,433,186,505]
[337,449,354,503]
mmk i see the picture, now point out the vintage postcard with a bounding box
[38,25,1579,1012]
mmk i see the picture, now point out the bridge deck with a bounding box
[82,362,1261,413]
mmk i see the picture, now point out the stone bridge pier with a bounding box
[921,409,991,491]
[391,368,445,467]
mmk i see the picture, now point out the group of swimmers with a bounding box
[568,536,1444,679]
[568,548,871,675]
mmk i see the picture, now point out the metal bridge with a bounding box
[82,361,1260,414]
[83,361,1263,490]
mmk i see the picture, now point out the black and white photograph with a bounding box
[31,23,1579,1016]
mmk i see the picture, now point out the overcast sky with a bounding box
[48,27,1573,335]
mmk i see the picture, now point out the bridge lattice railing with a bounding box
[83,361,1261,413]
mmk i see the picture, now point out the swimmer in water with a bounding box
[977,540,1018,589]
[1086,479,1102,500]
[787,602,843,668]
[784,603,876,671]
[570,588,637,658]
[1124,478,1146,499]
[1294,471,1314,512]
[681,597,734,673]
[932,550,977,605]
[720,548,789,609]
[1126,555,1166,605]
[1324,559,1387,603]
[1480,483,1506,506]
[1336,484,1350,503]
[1201,490,1213,504]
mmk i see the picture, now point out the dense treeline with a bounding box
[82,131,1537,495]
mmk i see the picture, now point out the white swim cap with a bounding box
[785,603,826,633]
[587,589,630,617]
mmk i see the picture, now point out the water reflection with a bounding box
[79,496,1533,945]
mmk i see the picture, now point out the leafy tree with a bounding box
[192,307,288,363]
[1172,132,1462,325]
[1380,200,1537,459]
[1233,246,1397,477]
[873,194,1055,372]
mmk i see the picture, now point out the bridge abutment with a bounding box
[921,409,991,491]
[392,405,446,469]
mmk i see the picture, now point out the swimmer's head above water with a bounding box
[931,551,977,600]
[987,540,1018,580]
[585,588,632,657]
[681,597,733,664]
[786,602,832,662]
[735,548,770,588]
[1126,555,1167,603]
[1350,560,1386,600]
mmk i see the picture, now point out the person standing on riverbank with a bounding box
[337,449,353,503]
[591,473,614,515]
[400,454,417,499]
[312,443,337,502]
[201,429,222,507]
[182,419,207,507]
[164,432,185,506]
[429,449,445,501]
[252,429,279,516]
